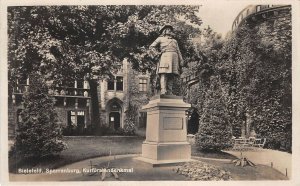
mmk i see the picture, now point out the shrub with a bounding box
[10,73,67,159]
[195,76,232,151]
[123,118,136,135]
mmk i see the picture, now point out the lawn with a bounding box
[198,158,288,180]
[9,136,288,180]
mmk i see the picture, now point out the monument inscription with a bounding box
[163,117,183,130]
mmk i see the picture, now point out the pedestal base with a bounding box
[135,141,192,166]
[138,95,192,166]
[142,141,191,160]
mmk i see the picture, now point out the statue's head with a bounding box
[159,25,174,36]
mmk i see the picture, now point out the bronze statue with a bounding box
[149,25,184,95]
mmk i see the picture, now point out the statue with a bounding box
[138,28,191,165]
[149,24,184,95]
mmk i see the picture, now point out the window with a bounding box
[107,78,114,90]
[68,111,85,127]
[139,78,147,92]
[256,5,261,12]
[70,111,77,126]
[107,76,123,91]
[116,76,123,91]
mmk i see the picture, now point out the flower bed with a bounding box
[174,161,232,181]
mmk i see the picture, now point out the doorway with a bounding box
[106,98,123,129]
[109,112,120,130]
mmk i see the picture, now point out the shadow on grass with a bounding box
[191,145,237,160]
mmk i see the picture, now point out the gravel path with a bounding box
[225,149,291,178]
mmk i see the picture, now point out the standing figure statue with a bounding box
[149,24,184,95]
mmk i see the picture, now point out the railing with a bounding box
[232,5,291,31]
[50,87,90,97]
[181,72,200,85]
[12,85,90,98]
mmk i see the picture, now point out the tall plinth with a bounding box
[136,95,192,166]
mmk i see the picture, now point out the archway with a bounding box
[106,98,123,130]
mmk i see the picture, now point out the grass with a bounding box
[198,158,288,180]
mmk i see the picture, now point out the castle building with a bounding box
[8,58,150,138]
[97,59,149,131]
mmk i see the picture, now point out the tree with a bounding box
[8,5,203,128]
[8,6,202,82]
[195,76,232,151]
[10,73,67,158]
[182,26,224,125]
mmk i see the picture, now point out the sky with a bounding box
[197,2,252,37]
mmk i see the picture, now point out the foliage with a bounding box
[218,14,292,152]
[10,73,67,159]
[182,26,223,116]
[8,5,203,129]
[97,124,135,136]
[8,5,202,85]
[192,12,291,152]
[175,161,232,180]
[123,69,149,134]
[195,76,232,151]
[62,124,91,136]
[123,118,136,135]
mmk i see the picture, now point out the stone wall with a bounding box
[97,58,150,130]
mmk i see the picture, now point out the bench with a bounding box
[251,138,266,148]
[232,137,266,151]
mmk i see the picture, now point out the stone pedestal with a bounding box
[136,95,192,166]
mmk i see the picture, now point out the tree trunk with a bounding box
[88,80,102,135]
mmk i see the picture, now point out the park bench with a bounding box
[232,137,266,151]
[251,138,266,148]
